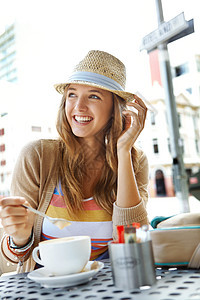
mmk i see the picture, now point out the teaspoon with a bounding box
[21,204,71,229]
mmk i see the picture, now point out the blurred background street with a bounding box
[147,196,200,221]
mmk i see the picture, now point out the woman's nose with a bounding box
[75,96,88,111]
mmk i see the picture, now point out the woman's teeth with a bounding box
[74,116,93,123]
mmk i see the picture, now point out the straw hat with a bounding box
[54,50,136,102]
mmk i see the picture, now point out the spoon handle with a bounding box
[21,204,71,229]
[21,204,47,219]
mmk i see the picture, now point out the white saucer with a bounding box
[27,261,104,288]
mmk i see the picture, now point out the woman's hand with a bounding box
[0,196,35,247]
[117,95,147,153]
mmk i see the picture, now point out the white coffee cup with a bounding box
[32,236,91,276]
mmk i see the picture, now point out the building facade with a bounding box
[0,24,17,83]
[171,52,200,107]
[0,23,58,195]
[146,40,200,198]
[0,96,58,196]
[139,84,200,197]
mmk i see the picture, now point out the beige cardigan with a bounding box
[1,139,149,273]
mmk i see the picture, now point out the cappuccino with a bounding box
[32,236,91,276]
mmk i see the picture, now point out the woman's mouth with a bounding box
[74,115,93,124]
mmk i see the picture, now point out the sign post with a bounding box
[140,12,189,52]
[141,0,194,212]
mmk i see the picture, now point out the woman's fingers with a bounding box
[117,96,148,152]
[0,196,25,207]
[122,108,144,131]
[132,94,148,109]
[125,96,147,128]
[0,197,26,219]
[0,196,35,240]
[126,99,147,117]
[1,215,27,226]
[0,198,28,229]
[0,205,26,218]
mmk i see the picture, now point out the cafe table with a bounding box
[0,259,200,300]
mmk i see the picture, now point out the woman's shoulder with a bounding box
[40,139,61,152]
[19,139,61,159]
[133,146,147,160]
[22,138,60,150]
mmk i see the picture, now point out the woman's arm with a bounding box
[116,95,148,208]
[112,150,149,240]
[116,150,140,208]
[0,141,41,262]
[112,95,149,240]
[10,141,41,209]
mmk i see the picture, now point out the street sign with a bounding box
[140,12,189,51]
[167,19,194,44]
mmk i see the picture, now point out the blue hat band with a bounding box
[68,71,124,91]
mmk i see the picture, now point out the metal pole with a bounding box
[155,0,190,212]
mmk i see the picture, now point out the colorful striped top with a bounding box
[41,186,113,260]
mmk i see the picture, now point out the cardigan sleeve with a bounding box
[0,141,42,266]
[10,140,42,209]
[112,149,149,240]
[1,139,59,270]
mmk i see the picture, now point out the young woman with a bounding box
[0,50,149,273]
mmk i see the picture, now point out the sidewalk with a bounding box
[147,195,200,221]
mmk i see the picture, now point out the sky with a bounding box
[0,0,200,119]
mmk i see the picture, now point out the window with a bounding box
[153,138,159,154]
[150,112,156,125]
[178,113,181,127]
[195,139,199,154]
[167,138,171,153]
[31,126,41,132]
[0,160,6,166]
[179,138,184,154]
[196,55,200,72]
[186,88,192,94]
[0,128,4,136]
[0,173,4,183]
[0,144,5,152]
[174,62,189,77]
[155,169,166,196]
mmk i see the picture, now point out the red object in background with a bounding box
[132,222,140,229]
[116,225,125,243]
[189,177,198,184]
[149,49,162,86]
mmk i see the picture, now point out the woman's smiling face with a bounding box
[65,84,113,140]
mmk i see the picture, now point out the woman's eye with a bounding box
[68,93,76,98]
[90,94,101,100]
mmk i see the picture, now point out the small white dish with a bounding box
[27,261,104,288]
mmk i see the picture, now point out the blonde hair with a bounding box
[56,89,138,218]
